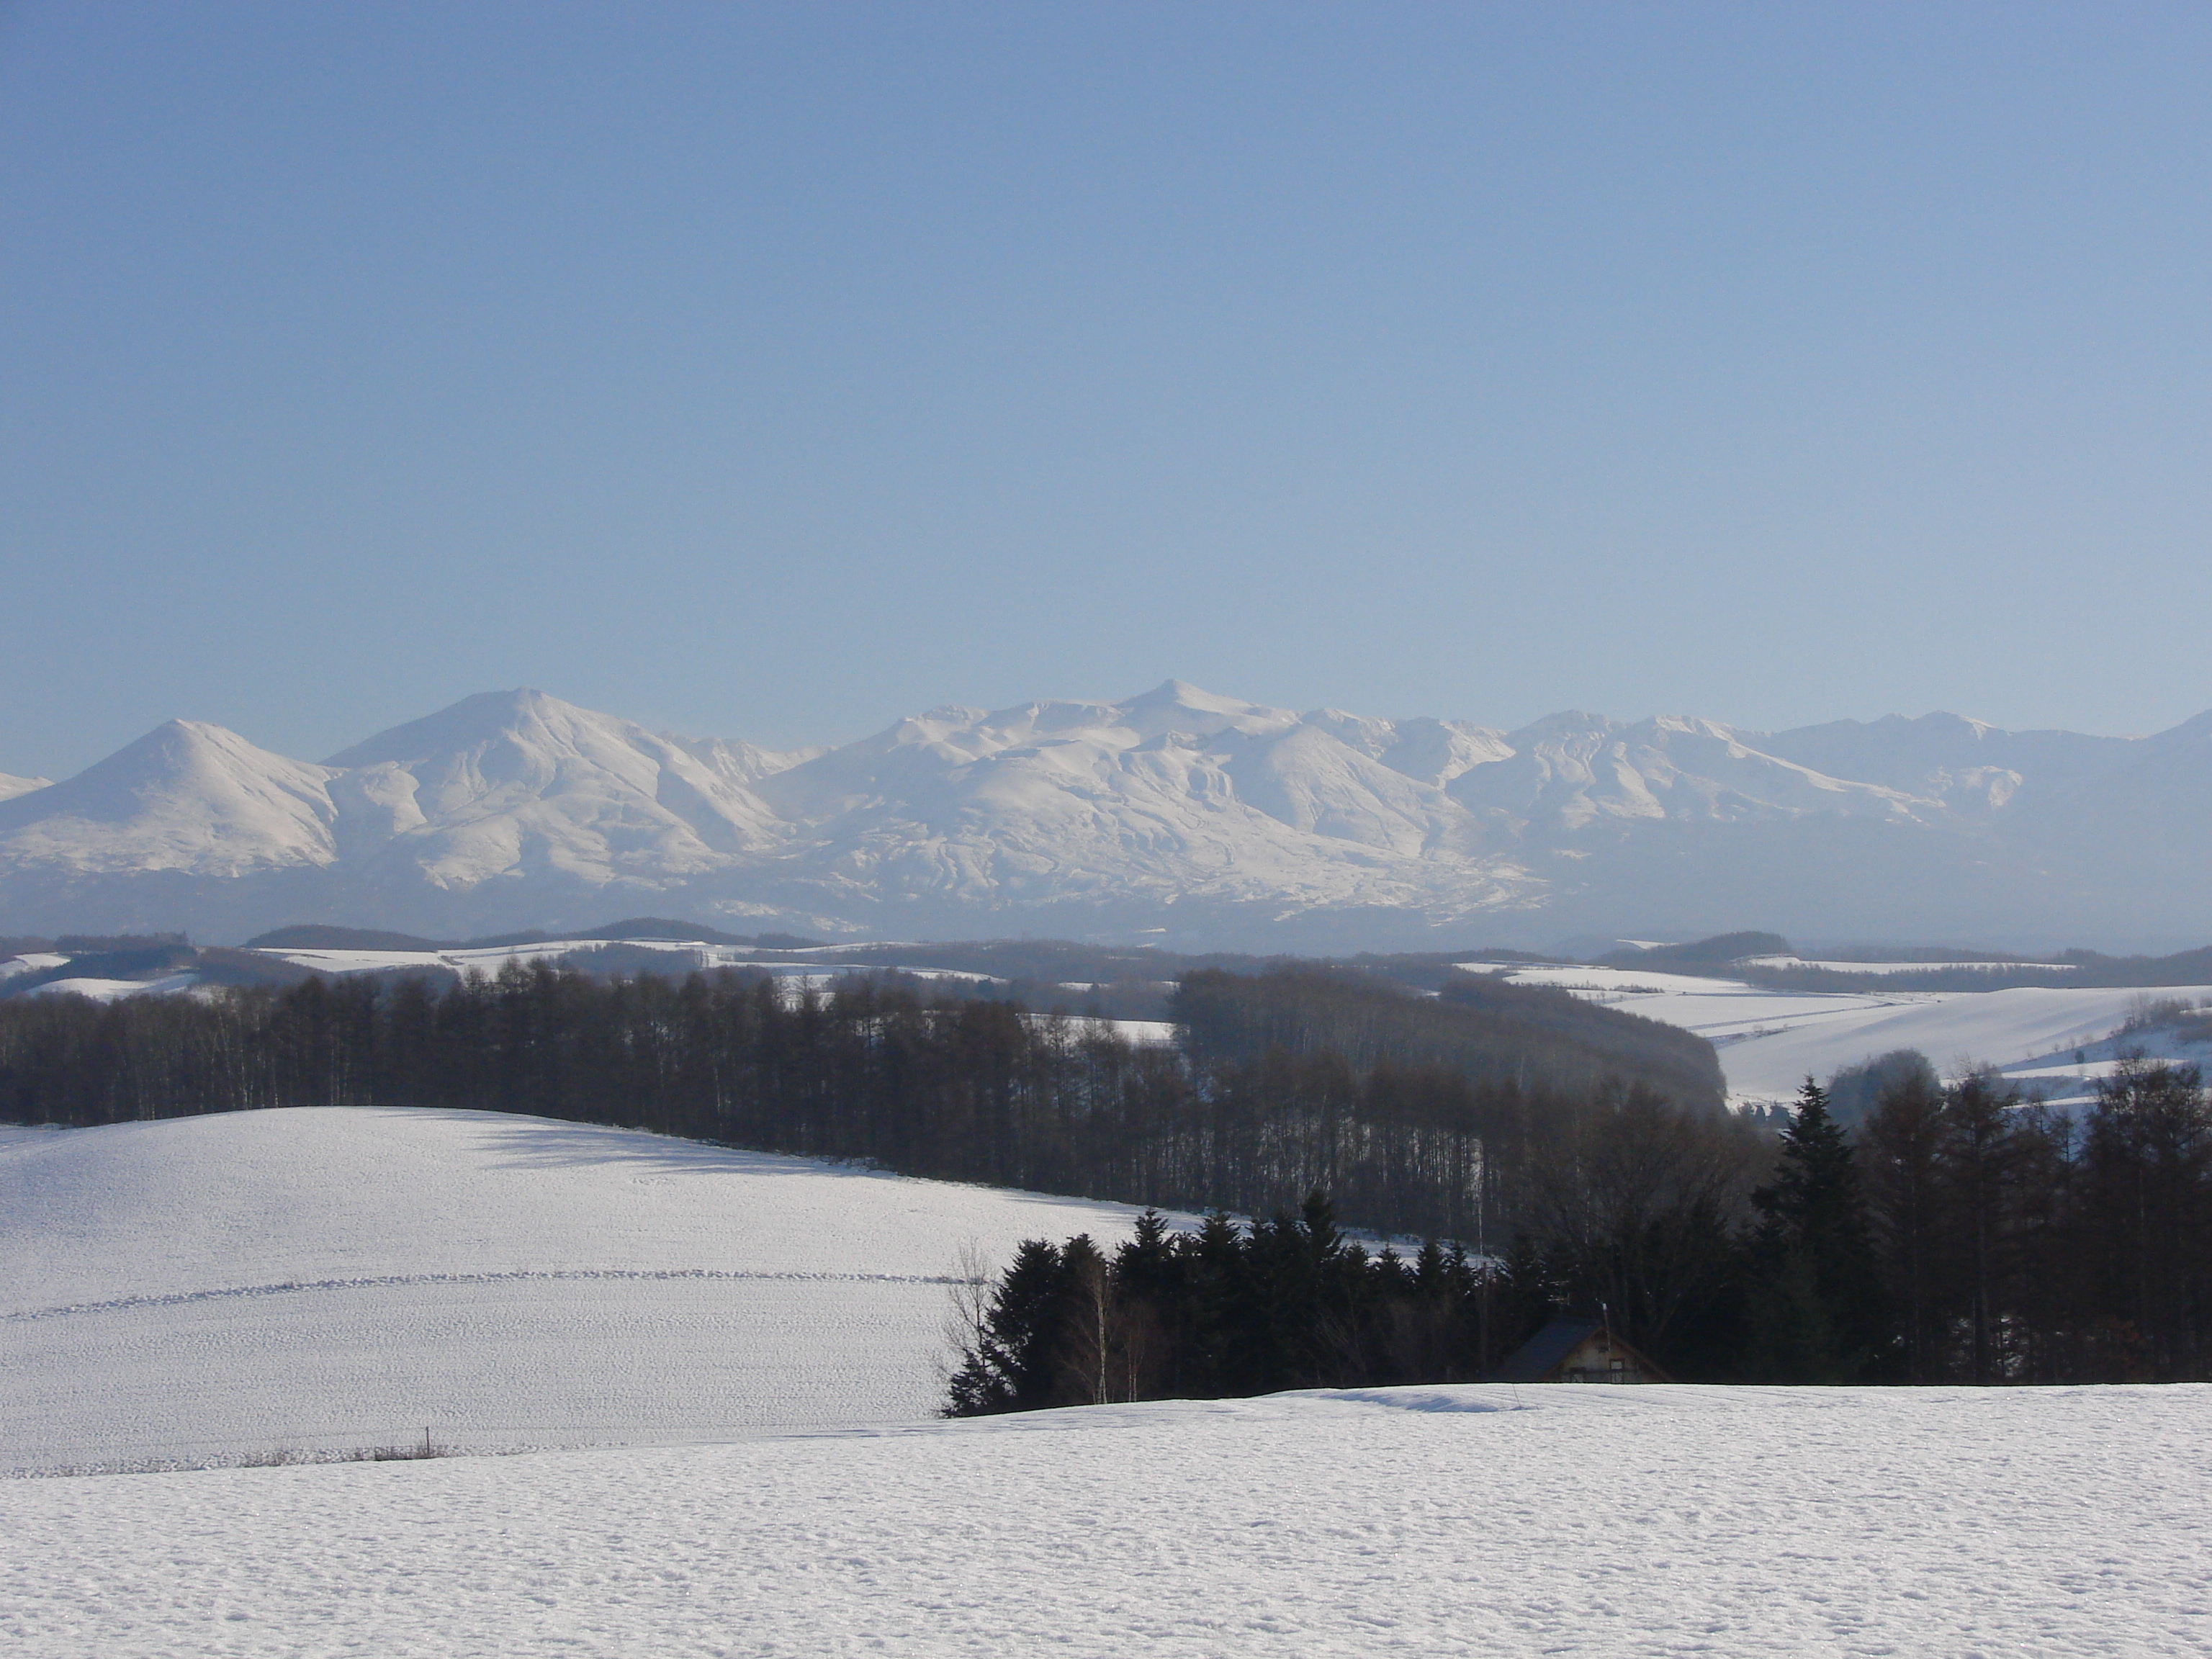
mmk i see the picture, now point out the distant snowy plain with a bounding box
[1470,963,2212,1109]
[3,1384,2203,1658]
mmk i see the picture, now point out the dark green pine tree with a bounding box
[1492,1232,1560,1366]
[1745,1079,1889,1382]
[945,1238,1070,1416]
[1175,1210,1247,1398]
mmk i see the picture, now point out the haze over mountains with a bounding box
[1,683,2206,951]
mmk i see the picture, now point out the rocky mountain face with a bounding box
[0,683,2199,950]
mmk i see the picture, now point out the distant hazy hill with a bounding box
[1,682,2204,950]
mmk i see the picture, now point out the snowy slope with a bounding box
[0,1108,1190,1472]
[0,773,49,805]
[4,680,2211,947]
[1752,709,2128,813]
[3,1384,2204,1658]
[670,732,826,786]
[1447,711,1930,832]
[1486,963,2212,1106]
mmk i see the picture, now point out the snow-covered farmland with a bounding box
[19,974,199,1002]
[254,938,1015,985]
[3,1382,2204,1658]
[0,1108,1190,1474]
[1736,953,2082,976]
[1468,963,2212,1108]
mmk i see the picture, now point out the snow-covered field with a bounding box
[1,1109,1188,1474]
[6,1097,2206,1656]
[1471,963,2212,1108]
[258,939,1017,985]
[1736,953,2081,976]
[4,1382,2204,1658]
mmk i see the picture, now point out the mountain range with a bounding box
[2,683,2207,950]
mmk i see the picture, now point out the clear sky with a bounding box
[4,2,2209,778]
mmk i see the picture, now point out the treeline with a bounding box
[0,961,1750,1248]
[1847,1061,2212,1382]
[1511,1061,2211,1383]
[1174,967,1725,1111]
[948,1065,2212,1409]
[1697,1064,2211,1383]
[946,1199,1547,1412]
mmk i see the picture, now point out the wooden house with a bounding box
[1491,1316,1672,1383]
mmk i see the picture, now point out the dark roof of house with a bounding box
[1491,1316,1604,1382]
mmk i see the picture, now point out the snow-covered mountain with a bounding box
[1442,711,1932,834]
[320,691,790,886]
[1750,711,2130,816]
[1,683,2206,949]
[0,721,340,877]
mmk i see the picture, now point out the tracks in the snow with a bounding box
[5,1266,963,1323]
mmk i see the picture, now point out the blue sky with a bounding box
[4,2,2208,775]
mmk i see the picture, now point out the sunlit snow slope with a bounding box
[0,1108,1183,1473]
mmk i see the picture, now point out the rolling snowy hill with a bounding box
[0,1107,1190,1473]
[1,682,2206,949]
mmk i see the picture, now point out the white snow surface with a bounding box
[0,1108,1192,1473]
[1484,966,2212,1107]
[0,773,49,804]
[1737,953,2078,976]
[18,973,200,1002]
[3,1383,2205,1658]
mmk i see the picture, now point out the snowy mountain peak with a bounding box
[326,688,593,771]
[0,719,339,876]
[0,773,50,804]
[1128,677,1234,709]
[1111,680,1298,742]
[321,688,786,889]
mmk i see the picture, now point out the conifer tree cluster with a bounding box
[950,1069,2212,1410]
[1514,1066,2212,1385]
[945,1197,1547,1413]
[1855,1058,2212,1382]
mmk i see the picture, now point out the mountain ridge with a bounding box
[1,682,2205,950]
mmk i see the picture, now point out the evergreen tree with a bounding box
[945,1238,1069,1415]
[1745,1079,1887,1381]
[2077,1058,2212,1379]
[1861,1066,1949,1380]
[1939,1072,2036,1383]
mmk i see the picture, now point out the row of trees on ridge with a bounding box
[1,959,2205,1386]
